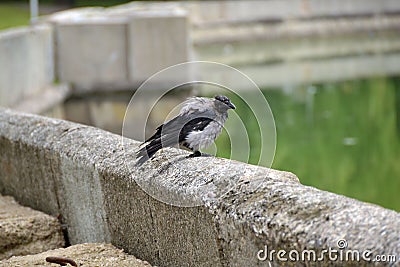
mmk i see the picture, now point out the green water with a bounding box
[214,76,400,212]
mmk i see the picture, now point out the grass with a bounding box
[0,1,131,30]
[212,76,400,212]
[0,4,30,30]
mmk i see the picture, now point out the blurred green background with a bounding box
[214,77,400,211]
[0,4,29,30]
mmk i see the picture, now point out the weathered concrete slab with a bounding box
[55,17,129,92]
[128,10,190,83]
[0,195,64,260]
[0,25,54,107]
[1,243,153,267]
[0,108,399,266]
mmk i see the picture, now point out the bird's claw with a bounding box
[188,151,202,158]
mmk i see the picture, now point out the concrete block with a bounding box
[0,25,54,107]
[128,10,190,83]
[0,108,399,266]
[0,195,64,260]
[55,17,129,91]
[1,243,153,266]
[0,127,62,216]
[58,158,111,244]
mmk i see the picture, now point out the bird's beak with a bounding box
[228,102,236,109]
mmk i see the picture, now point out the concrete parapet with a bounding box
[51,8,190,91]
[32,1,400,92]
[108,0,400,26]
[0,108,399,266]
[0,195,64,260]
[186,0,400,26]
[1,243,153,266]
[0,25,54,108]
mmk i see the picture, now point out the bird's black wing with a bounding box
[178,116,213,142]
[145,109,216,143]
[136,109,215,165]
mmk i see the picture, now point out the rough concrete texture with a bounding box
[0,195,64,260]
[1,243,154,267]
[0,108,399,266]
[0,25,54,107]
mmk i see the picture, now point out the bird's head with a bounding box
[214,95,236,110]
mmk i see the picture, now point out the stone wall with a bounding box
[0,108,399,266]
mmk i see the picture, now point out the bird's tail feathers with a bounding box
[135,139,163,166]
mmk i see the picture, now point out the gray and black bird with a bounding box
[136,95,236,165]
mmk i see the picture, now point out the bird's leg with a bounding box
[188,151,202,158]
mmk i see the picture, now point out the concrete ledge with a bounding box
[1,243,153,266]
[193,15,400,45]
[0,108,399,266]
[0,25,54,108]
[0,195,64,260]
